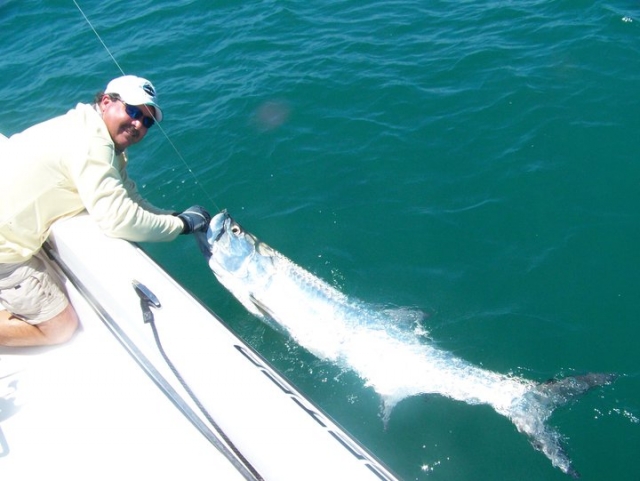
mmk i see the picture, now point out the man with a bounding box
[0,75,210,347]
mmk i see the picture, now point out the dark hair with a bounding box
[93,91,121,105]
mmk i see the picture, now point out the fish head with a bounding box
[195,210,276,318]
[196,210,261,278]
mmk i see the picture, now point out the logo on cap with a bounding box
[142,82,156,98]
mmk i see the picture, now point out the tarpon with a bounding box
[195,210,616,478]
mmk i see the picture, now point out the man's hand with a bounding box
[177,205,211,234]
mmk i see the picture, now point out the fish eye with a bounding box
[230,225,242,235]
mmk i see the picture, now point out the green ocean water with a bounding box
[1,1,639,480]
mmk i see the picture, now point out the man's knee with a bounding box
[37,304,79,345]
[0,254,78,345]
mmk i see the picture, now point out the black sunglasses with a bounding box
[122,102,155,129]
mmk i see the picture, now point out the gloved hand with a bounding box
[177,205,211,234]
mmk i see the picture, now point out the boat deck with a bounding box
[1,286,246,480]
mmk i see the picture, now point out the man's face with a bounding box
[99,95,156,153]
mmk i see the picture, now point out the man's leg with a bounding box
[0,304,78,347]
[0,254,79,347]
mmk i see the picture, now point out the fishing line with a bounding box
[71,0,221,212]
[69,1,263,476]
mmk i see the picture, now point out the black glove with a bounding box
[177,205,211,234]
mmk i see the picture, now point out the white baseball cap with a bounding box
[104,75,163,122]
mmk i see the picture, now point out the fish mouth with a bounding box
[208,210,231,244]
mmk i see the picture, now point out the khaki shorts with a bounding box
[0,254,69,325]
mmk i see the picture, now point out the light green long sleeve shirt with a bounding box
[0,102,183,263]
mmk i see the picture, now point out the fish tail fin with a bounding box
[510,372,617,478]
[537,373,618,407]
